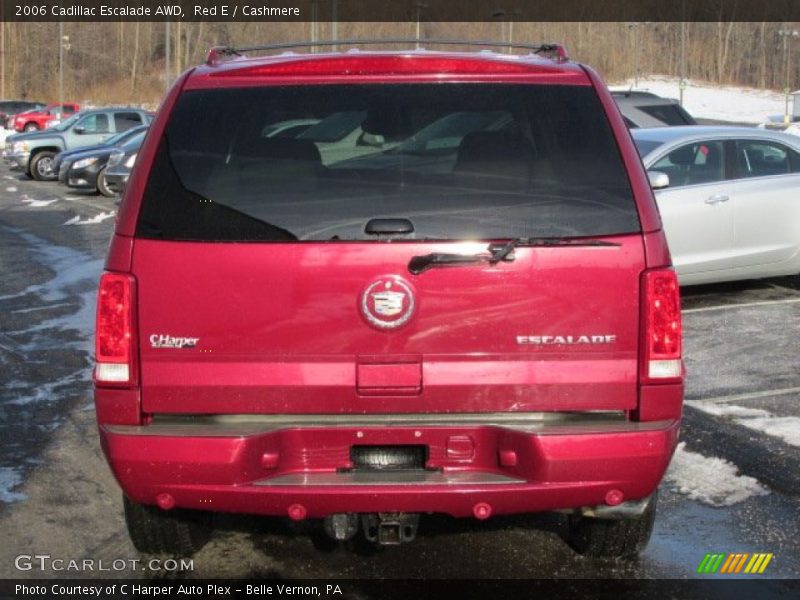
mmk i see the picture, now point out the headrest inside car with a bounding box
[361,106,413,141]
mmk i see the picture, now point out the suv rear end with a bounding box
[94,42,684,558]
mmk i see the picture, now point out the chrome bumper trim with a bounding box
[253,470,524,487]
[103,413,675,438]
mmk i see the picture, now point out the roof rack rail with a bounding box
[205,39,568,66]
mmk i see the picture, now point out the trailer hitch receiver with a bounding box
[361,512,420,545]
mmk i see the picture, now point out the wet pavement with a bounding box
[0,161,798,587]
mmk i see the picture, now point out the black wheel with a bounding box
[96,167,116,197]
[565,493,657,559]
[123,495,212,555]
[23,122,38,132]
[30,151,57,181]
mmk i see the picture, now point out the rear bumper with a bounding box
[100,414,680,519]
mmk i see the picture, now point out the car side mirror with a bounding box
[647,170,670,190]
[74,126,86,134]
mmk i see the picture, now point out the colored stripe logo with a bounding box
[697,553,773,574]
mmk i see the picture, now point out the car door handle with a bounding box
[705,194,730,205]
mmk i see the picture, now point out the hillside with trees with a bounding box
[0,22,795,103]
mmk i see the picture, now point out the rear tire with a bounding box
[565,493,657,559]
[96,167,115,197]
[123,495,212,555]
[30,151,57,181]
[23,122,38,132]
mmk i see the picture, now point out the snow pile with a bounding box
[611,76,787,125]
[783,123,800,136]
[665,442,768,507]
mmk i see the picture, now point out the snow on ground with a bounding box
[665,442,769,507]
[734,417,800,448]
[611,76,788,125]
[0,227,103,348]
[0,467,26,503]
[685,402,771,419]
[63,211,115,226]
[20,195,57,208]
[687,401,800,448]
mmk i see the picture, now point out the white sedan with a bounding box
[633,126,800,285]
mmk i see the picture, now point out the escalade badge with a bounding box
[360,276,416,330]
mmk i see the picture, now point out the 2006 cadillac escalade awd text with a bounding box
[94,41,684,559]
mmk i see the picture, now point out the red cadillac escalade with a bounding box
[94,40,684,559]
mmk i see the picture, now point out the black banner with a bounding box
[3,0,800,22]
[1,579,799,600]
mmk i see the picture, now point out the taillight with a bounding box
[95,272,135,384]
[642,268,682,381]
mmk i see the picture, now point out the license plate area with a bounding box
[349,445,428,471]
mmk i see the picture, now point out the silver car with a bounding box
[633,126,800,285]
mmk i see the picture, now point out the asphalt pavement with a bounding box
[0,161,798,590]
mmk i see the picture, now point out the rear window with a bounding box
[114,112,143,132]
[137,84,640,242]
[638,103,694,126]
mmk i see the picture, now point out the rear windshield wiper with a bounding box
[408,238,619,275]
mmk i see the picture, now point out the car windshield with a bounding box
[53,113,81,131]
[137,84,640,242]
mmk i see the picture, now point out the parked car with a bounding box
[6,107,44,130]
[62,126,148,196]
[102,131,147,195]
[5,108,152,180]
[95,42,683,559]
[612,90,697,128]
[634,125,800,285]
[0,100,46,128]
[13,102,79,132]
[55,125,148,183]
